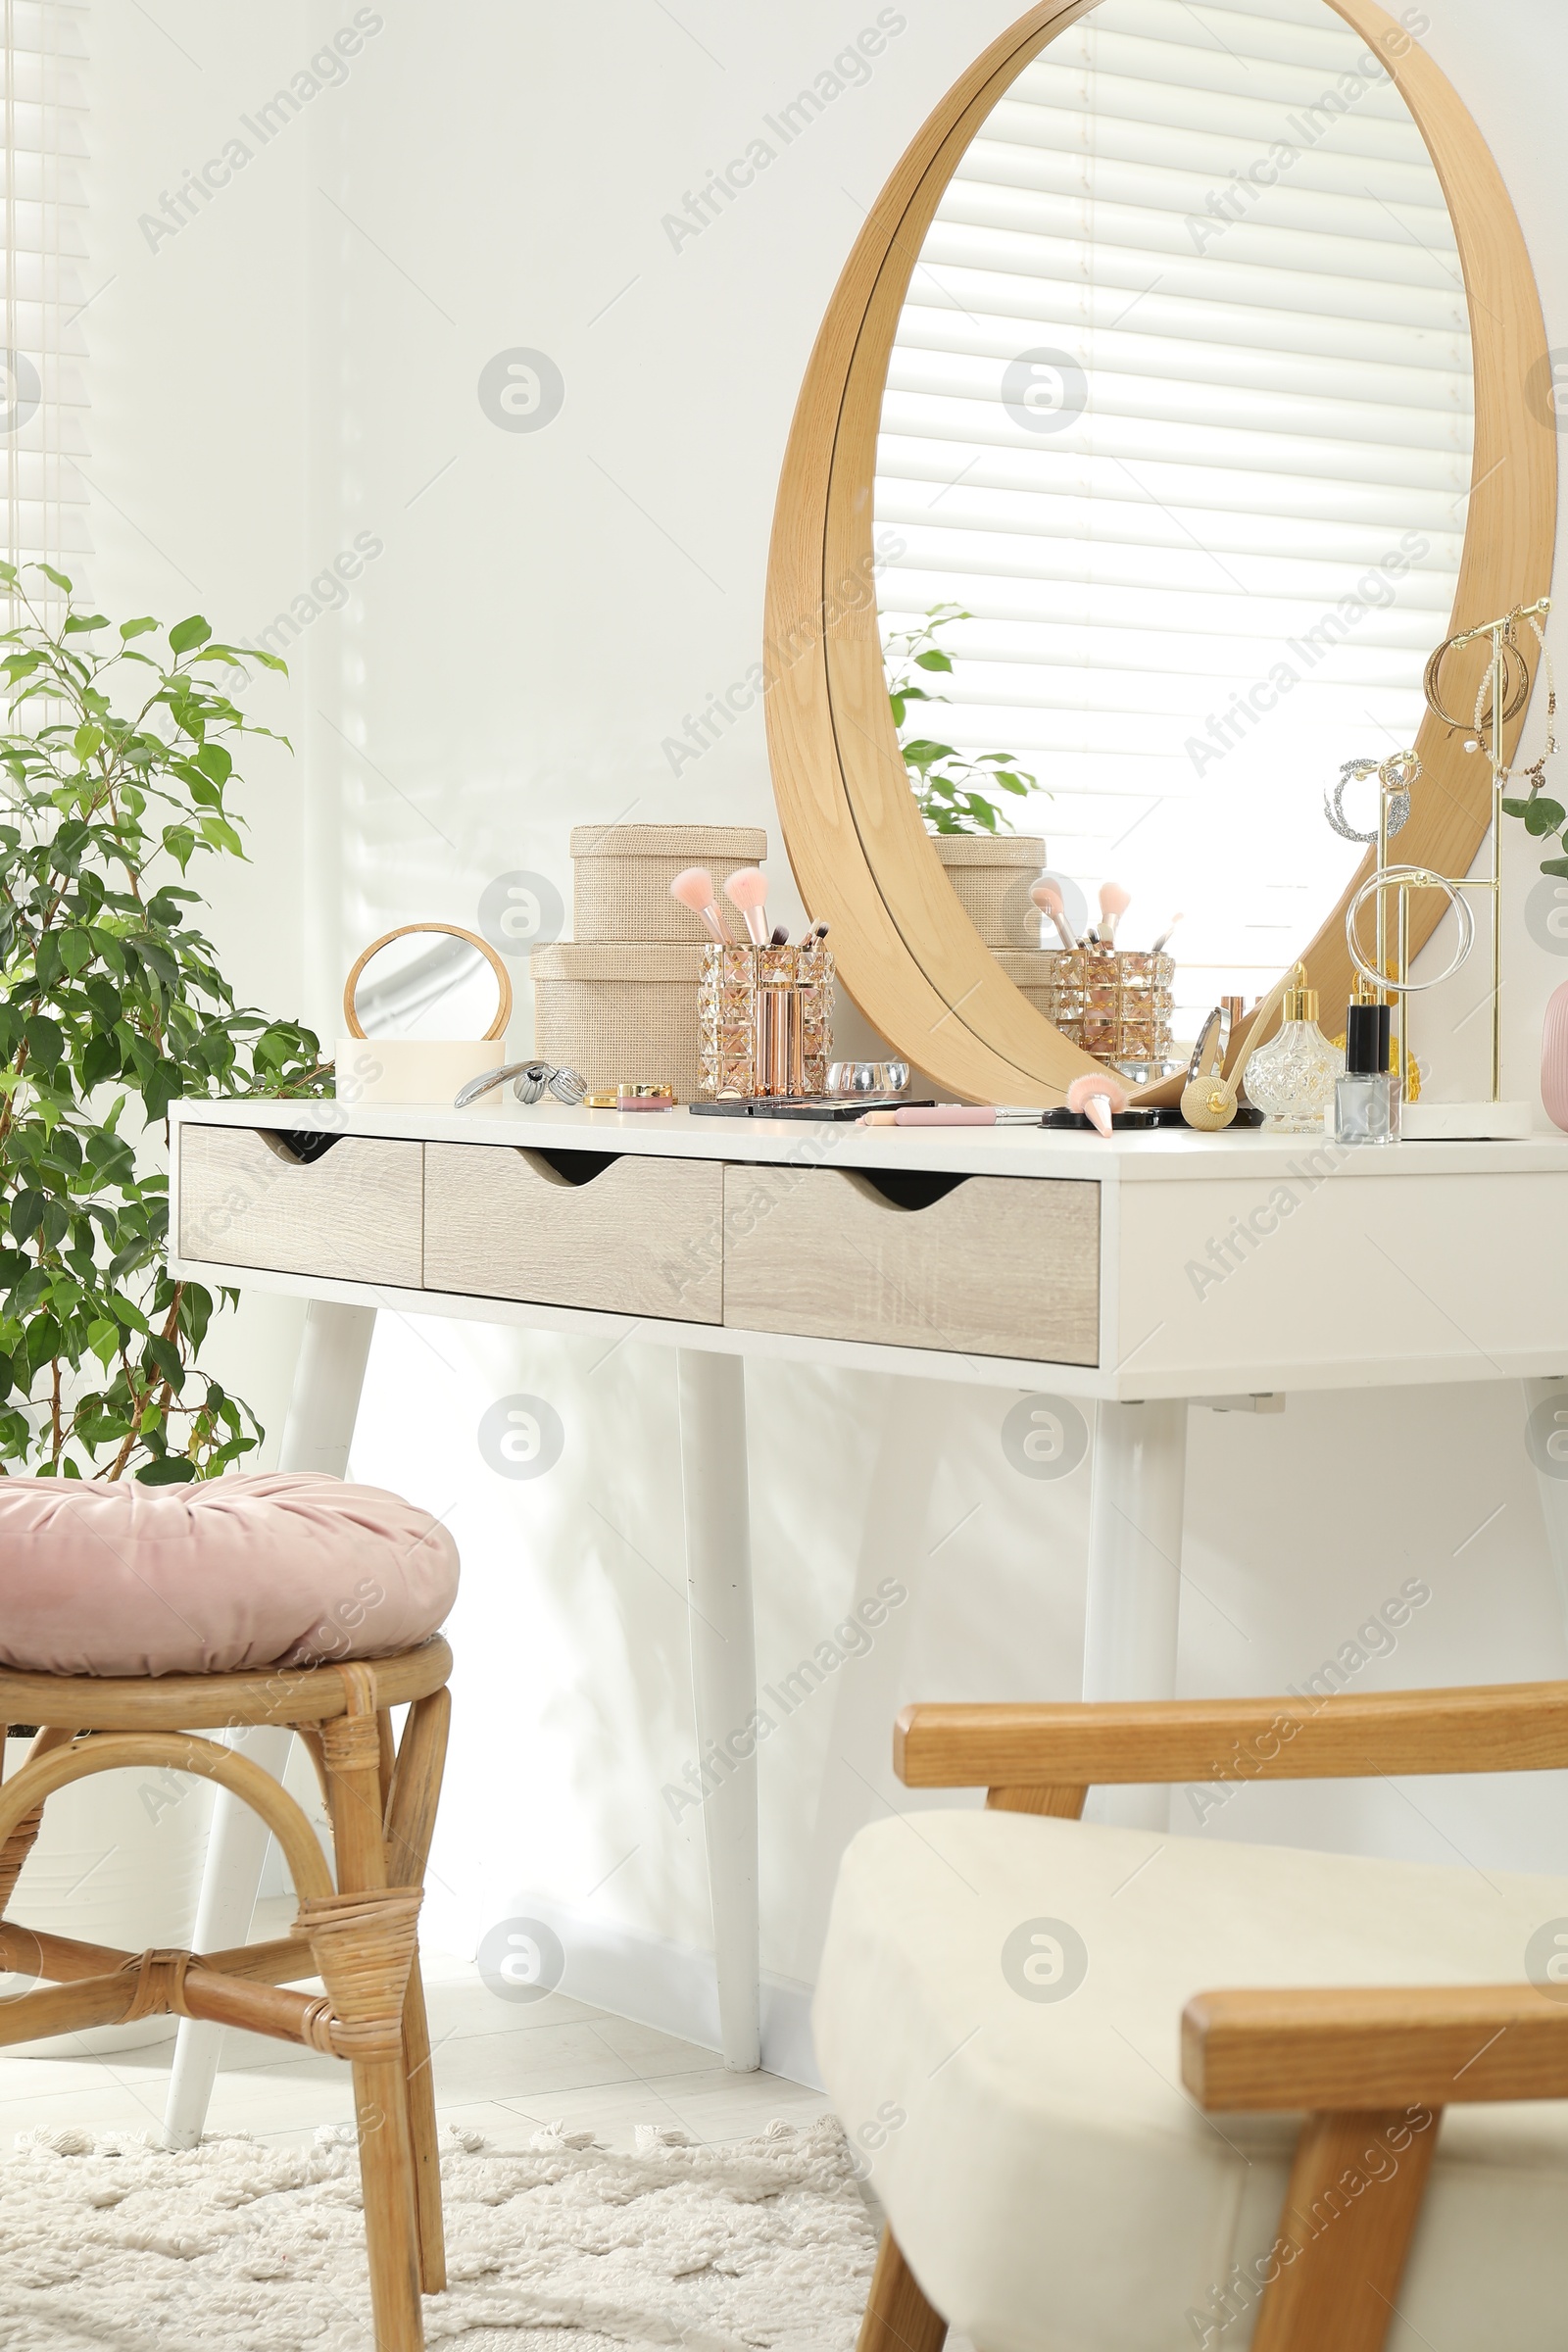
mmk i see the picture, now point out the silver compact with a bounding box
[825,1059,910,1098]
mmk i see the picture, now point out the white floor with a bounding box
[0,1900,839,2164]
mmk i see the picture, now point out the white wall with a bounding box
[87,0,1568,2072]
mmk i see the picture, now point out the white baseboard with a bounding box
[432,1887,822,2090]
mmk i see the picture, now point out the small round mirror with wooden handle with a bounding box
[337,923,514,1107]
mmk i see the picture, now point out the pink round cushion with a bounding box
[0,1474,460,1678]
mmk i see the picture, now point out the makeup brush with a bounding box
[1030,878,1079,953]
[670,866,733,946]
[770,923,790,946]
[858,1104,1045,1127]
[1065,1069,1130,1140]
[1151,911,1184,955]
[1098,882,1131,947]
[723,866,770,947]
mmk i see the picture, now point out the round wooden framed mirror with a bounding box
[764,0,1556,1102]
[343,923,513,1043]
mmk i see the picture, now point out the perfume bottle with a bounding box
[1334,1002,1400,1146]
[1244,963,1342,1133]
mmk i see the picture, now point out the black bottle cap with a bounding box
[1345,1002,1386,1075]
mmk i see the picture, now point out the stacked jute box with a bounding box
[532,824,766,1102]
[932,834,1055,1006]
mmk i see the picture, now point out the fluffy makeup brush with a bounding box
[1030,878,1078,952]
[1065,1069,1130,1140]
[723,866,770,947]
[1098,882,1131,946]
[669,867,732,946]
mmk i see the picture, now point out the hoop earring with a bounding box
[1422,632,1531,734]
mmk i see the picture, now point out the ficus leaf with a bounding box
[136,1455,197,1485]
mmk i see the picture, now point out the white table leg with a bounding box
[677,1348,760,2073]
[1523,1377,1568,1651]
[163,1300,377,2148]
[1083,1398,1189,1832]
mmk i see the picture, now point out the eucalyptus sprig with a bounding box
[1500,758,1568,879]
[0,561,331,1482]
[885,601,1045,836]
[1491,623,1563,875]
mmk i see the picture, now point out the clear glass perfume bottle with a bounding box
[1335,1002,1401,1146]
[1244,964,1342,1133]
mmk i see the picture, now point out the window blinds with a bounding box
[2,0,89,581]
[875,0,1471,1031]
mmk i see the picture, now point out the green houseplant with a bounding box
[0,562,329,1483]
[885,602,1044,835]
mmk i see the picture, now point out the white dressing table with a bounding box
[160,1095,1568,2137]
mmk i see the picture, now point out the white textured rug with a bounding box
[0,2115,876,2351]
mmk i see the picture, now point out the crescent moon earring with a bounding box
[1324,757,1414,844]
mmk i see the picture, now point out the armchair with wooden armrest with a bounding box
[811,1683,1568,2352]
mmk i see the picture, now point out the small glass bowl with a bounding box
[825,1059,910,1098]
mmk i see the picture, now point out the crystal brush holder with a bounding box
[698,941,835,1098]
[1041,947,1174,1069]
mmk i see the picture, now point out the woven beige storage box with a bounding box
[570,823,767,944]
[994,947,1059,1020]
[532,941,707,1102]
[932,834,1048,949]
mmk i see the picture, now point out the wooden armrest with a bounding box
[895,1682,1568,1791]
[1183,1984,1568,2110]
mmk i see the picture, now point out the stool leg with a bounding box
[164,1722,294,2149]
[323,1688,424,2351]
[387,1690,453,2293]
[352,2051,425,2352]
[383,1701,446,2294]
[401,1959,445,2292]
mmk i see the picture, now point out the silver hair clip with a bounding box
[453,1060,587,1109]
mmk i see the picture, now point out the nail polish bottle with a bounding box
[1334,1003,1400,1145]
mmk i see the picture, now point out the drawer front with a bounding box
[178,1126,424,1287]
[722,1166,1099,1362]
[423,1144,723,1324]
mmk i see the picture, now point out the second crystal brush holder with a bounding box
[698,941,835,1098]
[1042,946,1174,1068]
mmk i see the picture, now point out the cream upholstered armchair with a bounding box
[813,1685,1568,2352]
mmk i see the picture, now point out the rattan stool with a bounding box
[0,1642,453,2352]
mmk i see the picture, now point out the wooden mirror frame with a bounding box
[343,922,513,1041]
[764,0,1557,1103]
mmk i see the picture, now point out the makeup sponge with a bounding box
[1066,1069,1129,1139]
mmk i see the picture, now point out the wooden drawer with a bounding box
[721,1165,1099,1362]
[423,1143,723,1323]
[178,1126,424,1287]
